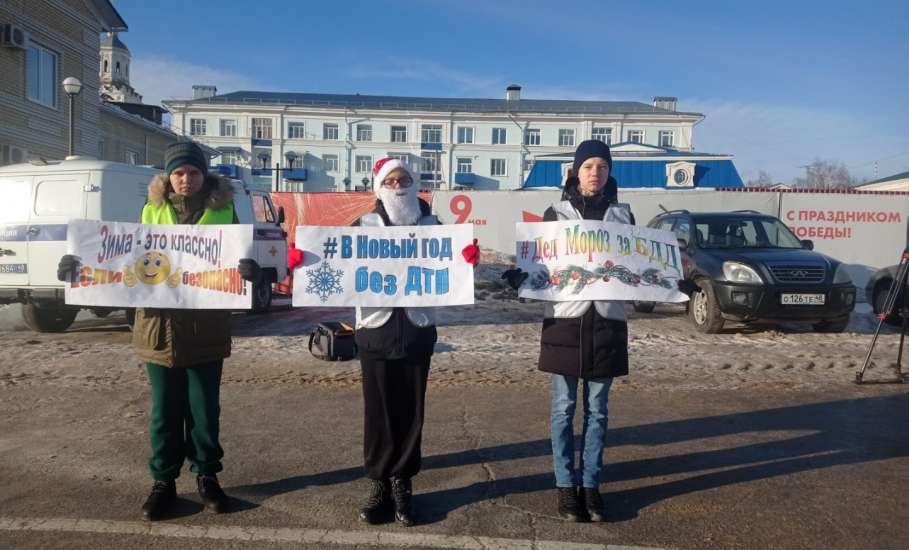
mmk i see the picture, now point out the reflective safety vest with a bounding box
[140,201,234,225]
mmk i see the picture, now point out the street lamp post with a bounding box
[62,77,83,156]
[282,151,298,192]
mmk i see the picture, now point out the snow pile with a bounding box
[474,248,520,301]
[0,304,28,331]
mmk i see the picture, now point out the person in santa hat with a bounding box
[355,157,478,526]
[287,157,479,526]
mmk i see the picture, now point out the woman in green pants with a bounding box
[58,141,261,521]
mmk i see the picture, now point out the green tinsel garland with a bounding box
[529,260,676,294]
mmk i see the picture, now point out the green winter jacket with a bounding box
[131,173,236,367]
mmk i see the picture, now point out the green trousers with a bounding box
[146,361,224,481]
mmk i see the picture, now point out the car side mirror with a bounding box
[801,239,814,250]
[677,237,689,251]
[276,206,285,225]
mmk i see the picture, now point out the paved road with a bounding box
[1,379,907,549]
[1,300,907,549]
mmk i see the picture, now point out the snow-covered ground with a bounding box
[1,250,905,392]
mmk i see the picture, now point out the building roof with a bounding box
[864,170,909,185]
[524,144,743,189]
[171,90,704,117]
[101,31,128,50]
[107,101,168,124]
[854,170,909,191]
[100,102,178,139]
[90,0,128,31]
[535,142,732,159]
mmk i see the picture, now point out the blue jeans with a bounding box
[551,374,614,488]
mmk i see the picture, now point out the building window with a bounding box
[492,127,507,145]
[189,119,207,136]
[115,61,121,75]
[125,150,139,165]
[356,124,372,142]
[323,154,339,172]
[421,151,441,176]
[220,150,240,165]
[252,118,272,139]
[322,123,339,140]
[524,129,540,146]
[627,129,644,143]
[97,140,105,158]
[26,42,58,108]
[457,127,474,144]
[288,122,305,139]
[490,158,507,177]
[391,125,407,143]
[421,124,442,144]
[592,126,612,144]
[659,130,674,147]
[256,152,271,168]
[524,159,535,173]
[220,119,237,137]
[456,157,472,173]
[355,155,372,172]
[558,129,575,147]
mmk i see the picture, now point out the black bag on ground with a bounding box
[308,321,358,361]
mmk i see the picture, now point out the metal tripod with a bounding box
[856,250,909,384]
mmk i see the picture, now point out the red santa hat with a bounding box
[372,157,415,197]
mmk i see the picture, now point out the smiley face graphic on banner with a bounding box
[124,251,183,288]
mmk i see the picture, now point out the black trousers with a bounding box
[360,355,431,480]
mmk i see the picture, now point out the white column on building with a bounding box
[447,113,455,190]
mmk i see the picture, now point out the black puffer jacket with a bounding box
[537,176,630,379]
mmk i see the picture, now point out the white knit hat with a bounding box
[372,157,415,197]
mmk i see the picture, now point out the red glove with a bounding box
[461,239,480,266]
[287,247,304,270]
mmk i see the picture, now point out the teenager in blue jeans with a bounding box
[503,140,632,521]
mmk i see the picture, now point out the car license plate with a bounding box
[781,293,825,305]
[0,263,27,274]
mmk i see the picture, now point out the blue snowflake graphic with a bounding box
[305,261,345,302]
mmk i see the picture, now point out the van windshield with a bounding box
[693,218,804,249]
[0,178,31,223]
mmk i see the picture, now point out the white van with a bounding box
[0,157,287,332]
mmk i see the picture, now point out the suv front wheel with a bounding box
[689,279,725,333]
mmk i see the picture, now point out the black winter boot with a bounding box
[141,480,176,521]
[197,475,230,513]
[557,486,583,522]
[390,476,414,527]
[358,478,392,524]
[582,486,606,522]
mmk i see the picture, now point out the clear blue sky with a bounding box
[114,0,909,184]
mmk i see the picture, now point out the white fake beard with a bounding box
[377,185,421,226]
